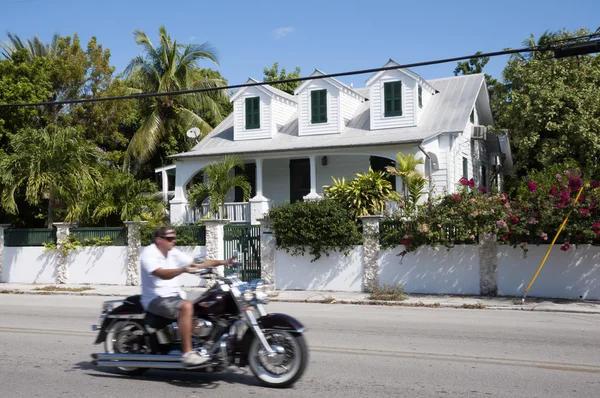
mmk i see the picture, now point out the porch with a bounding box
[168,148,431,225]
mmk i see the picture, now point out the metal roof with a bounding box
[172,74,487,159]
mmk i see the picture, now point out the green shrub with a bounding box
[265,199,362,261]
[139,225,206,246]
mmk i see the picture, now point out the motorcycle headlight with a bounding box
[243,289,254,302]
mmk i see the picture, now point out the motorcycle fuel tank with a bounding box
[194,290,239,316]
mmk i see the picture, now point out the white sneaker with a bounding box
[181,351,210,366]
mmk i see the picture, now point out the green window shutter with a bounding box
[384,81,402,117]
[463,157,468,178]
[418,85,423,108]
[245,97,260,129]
[311,89,327,123]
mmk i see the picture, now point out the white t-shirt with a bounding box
[140,243,195,310]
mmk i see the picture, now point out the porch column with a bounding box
[0,224,10,282]
[303,155,322,201]
[161,170,169,203]
[249,158,271,225]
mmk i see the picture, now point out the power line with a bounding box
[0,36,598,109]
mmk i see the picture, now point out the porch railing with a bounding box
[189,202,250,224]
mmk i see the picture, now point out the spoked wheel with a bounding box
[104,320,150,376]
[248,330,308,388]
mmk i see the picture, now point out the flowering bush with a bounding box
[381,167,600,255]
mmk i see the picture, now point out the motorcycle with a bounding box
[90,260,308,388]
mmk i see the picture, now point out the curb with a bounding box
[2,289,600,315]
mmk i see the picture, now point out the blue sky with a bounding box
[2,0,599,88]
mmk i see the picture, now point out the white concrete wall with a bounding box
[379,246,481,295]
[274,246,363,291]
[2,245,206,286]
[2,247,59,283]
[67,247,128,285]
[498,245,600,300]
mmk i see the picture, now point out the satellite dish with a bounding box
[186,127,201,139]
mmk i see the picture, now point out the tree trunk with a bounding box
[47,197,54,228]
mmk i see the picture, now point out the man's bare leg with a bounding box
[178,300,194,354]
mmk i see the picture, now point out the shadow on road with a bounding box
[72,361,261,389]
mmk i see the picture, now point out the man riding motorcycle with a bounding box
[140,226,234,366]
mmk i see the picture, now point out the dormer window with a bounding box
[418,85,423,108]
[245,97,260,129]
[311,89,327,124]
[384,81,402,117]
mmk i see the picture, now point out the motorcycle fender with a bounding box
[259,313,306,333]
[93,302,142,344]
[236,313,306,366]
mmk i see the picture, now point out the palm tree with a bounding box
[0,126,101,226]
[87,166,166,225]
[187,155,251,219]
[0,32,60,60]
[386,152,427,215]
[122,26,227,168]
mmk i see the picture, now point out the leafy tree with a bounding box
[495,28,600,186]
[0,126,101,226]
[122,26,227,169]
[263,61,301,94]
[187,155,251,218]
[0,50,53,143]
[385,153,427,216]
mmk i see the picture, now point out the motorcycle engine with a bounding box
[192,318,213,338]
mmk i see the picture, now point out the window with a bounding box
[245,97,260,129]
[463,157,468,178]
[384,81,402,117]
[418,85,423,108]
[311,89,327,124]
[470,109,475,123]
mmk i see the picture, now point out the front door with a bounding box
[289,159,310,203]
[234,163,256,202]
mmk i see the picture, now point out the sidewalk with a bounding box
[2,283,600,314]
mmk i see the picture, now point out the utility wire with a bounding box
[0,35,597,109]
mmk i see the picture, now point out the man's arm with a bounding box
[151,266,192,280]
[152,259,233,280]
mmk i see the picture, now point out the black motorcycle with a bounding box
[90,265,308,388]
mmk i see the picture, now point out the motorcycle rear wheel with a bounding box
[248,330,308,388]
[104,320,149,376]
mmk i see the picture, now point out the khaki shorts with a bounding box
[147,296,184,319]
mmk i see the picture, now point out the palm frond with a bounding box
[126,109,166,164]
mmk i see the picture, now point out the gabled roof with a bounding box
[294,69,367,99]
[365,59,438,93]
[229,77,297,103]
[172,74,488,159]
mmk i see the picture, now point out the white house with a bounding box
[157,60,513,225]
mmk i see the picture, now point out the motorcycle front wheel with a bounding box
[248,330,308,388]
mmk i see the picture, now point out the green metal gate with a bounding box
[224,225,261,282]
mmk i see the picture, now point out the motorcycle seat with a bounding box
[144,312,174,330]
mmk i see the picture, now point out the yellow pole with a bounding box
[522,185,585,303]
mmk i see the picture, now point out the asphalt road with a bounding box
[0,294,599,398]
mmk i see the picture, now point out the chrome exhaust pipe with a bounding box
[92,353,180,362]
[93,360,187,369]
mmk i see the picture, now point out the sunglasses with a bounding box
[161,236,177,242]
